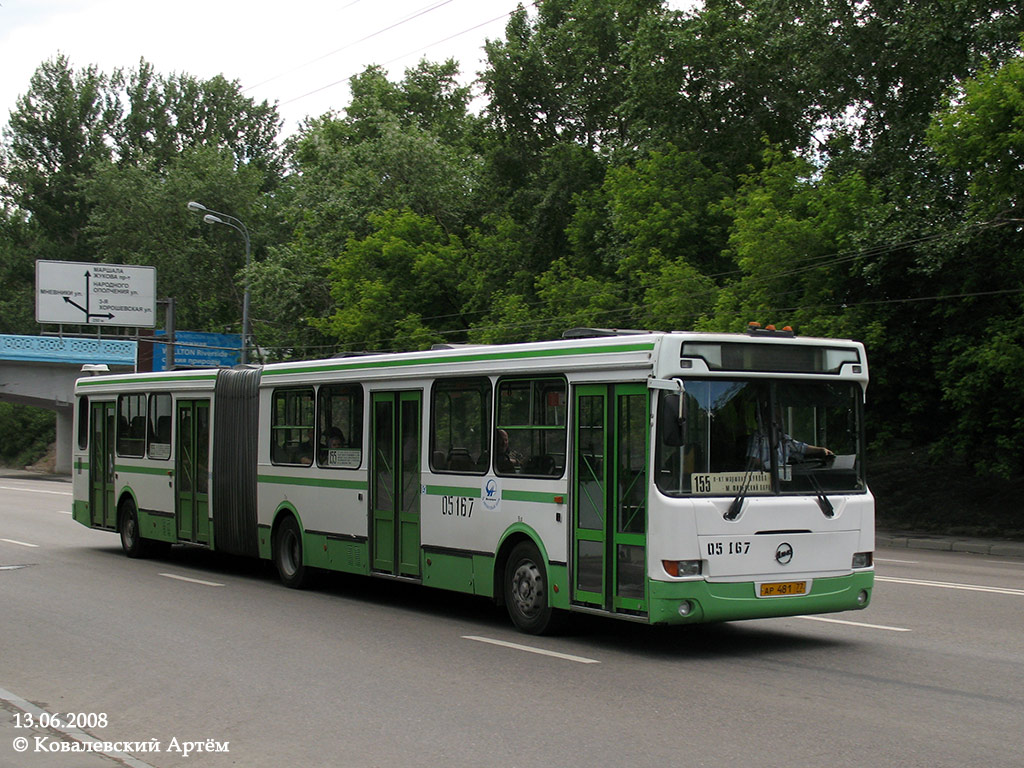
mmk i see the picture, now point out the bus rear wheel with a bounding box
[274,515,309,589]
[119,498,150,558]
[504,541,561,634]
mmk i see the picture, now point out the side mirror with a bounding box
[659,393,688,447]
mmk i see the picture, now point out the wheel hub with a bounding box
[512,562,542,616]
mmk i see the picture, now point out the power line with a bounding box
[377,8,518,70]
[242,0,365,93]
[277,0,460,107]
[279,2,526,107]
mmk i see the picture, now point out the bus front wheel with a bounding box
[504,541,561,634]
[274,516,309,589]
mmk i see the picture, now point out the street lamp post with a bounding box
[187,201,252,364]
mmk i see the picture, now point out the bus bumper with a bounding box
[647,571,874,625]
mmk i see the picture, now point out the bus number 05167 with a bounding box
[441,496,474,518]
[707,541,750,556]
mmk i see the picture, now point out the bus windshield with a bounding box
[656,379,865,497]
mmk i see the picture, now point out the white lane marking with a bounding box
[1,538,40,548]
[0,686,158,768]
[0,484,71,496]
[877,575,1024,597]
[159,572,224,587]
[876,557,919,564]
[796,615,911,632]
[56,509,72,515]
[463,635,601,664]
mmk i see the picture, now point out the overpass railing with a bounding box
[0,334,137,366]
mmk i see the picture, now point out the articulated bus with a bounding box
[71,327,874,633]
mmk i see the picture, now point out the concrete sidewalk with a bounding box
[876,531,1024,558]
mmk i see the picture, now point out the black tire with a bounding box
[274,515,309,589]
[119,498,150,558]
[503,541,561,634]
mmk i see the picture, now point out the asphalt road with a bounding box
[2,474,1022,768]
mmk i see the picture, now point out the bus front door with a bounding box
[572,383,649,615]
[89,401,116,528]
[370,391,422,578]
[175,400,210,544]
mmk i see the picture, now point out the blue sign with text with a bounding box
[151,330,241,370]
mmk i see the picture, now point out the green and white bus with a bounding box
[71,327,874,633]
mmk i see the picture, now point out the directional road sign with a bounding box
[36,260,157,327]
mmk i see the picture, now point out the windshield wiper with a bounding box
[725,454,759,521]
[807,470,835,518]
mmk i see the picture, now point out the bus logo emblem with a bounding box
[482,478,500,511]
[776,543,793,565]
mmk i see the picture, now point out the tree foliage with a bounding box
[3,2,1024,481]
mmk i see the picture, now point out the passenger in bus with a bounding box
[495,429,519,473]
[319,427,344,465]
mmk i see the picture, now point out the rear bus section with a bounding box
[71,368,260,558]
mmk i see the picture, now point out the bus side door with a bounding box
[176,399,210,544]
[370,390,422,578]
[89,401,116,528]
[572,383,649,615]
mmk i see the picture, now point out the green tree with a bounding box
[84,145,272,334]
[315,209,470,351]
[625,0,858,171]
[1,55,118,262]
[840,0,1024,178]
[262,61,483,355]
[0,204,36,334]
[113,60,283,183]
[928,52,1024,218]
[709,145,881,337]
[924,50,1024,475]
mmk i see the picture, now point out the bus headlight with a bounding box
[663,559,702,577]
[852,552,873,568]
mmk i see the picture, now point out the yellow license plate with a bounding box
[760,581,807,597]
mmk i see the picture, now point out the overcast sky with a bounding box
[1,0,695,138]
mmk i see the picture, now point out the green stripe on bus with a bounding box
[423,486,563,504]
[78,373,219,387]
[502,489,564,504]
[116,464,172,475]
[263,341,656,377]
[424,484,479,498]
[257,474,368,490]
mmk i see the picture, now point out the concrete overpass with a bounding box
[0,334,137,473]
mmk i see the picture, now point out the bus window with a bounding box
[495,377,566,477]
[76,396,89,450]
[317,384,363,468]
[147,393,172,460]
[271,388,315,466]
[430,378,491,474]
[116,394,147,457]
[655,380,864,496]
